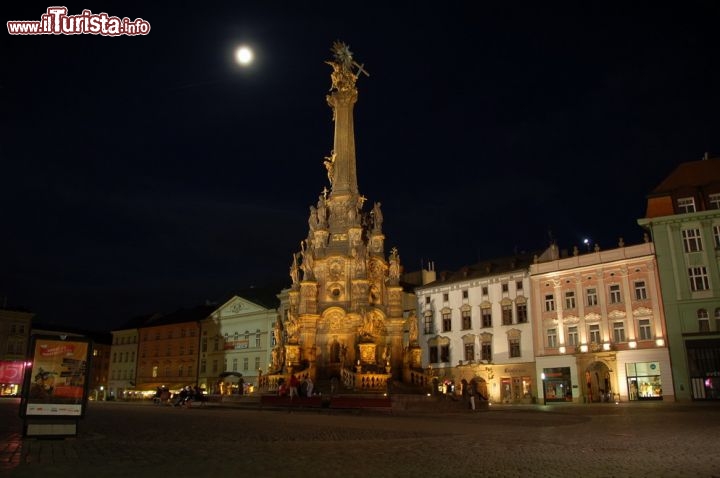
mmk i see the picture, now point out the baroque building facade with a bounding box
[638,155,720,400]
[199,293,277,394]
[414,256,536,403]
[530,242,673,402]
[274,43,412,388]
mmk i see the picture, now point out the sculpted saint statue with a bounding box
[408,311,419,344]
[372,202,383,231]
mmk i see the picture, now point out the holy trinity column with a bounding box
[278,42,406,382]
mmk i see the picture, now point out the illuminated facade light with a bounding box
[558,346,566,354]
[628,341,637,349]
[655,338,665,347]
[580,344,588,353]
[603,342,611,351]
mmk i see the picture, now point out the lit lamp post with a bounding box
[541,372,546,405]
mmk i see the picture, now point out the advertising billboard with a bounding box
[19,335,92,418]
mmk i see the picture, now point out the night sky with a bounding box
[3,2,720,331]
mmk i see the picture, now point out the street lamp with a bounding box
[541,372,546,405]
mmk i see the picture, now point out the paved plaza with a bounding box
[1,398,719,477]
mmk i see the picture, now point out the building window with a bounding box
[682,228,703,253]
[516,303,527,323]
[255,357,260,370]
[677,197,696,213]
[482,286,489,296]
[464,343,474,362]
[567,326,578,346]
[200,360,206,373]
[547,328,557,348]
[586,288,598,306]
[178,365,184,377]
[255,332,261,348]
[462,289,468,299]
[565,291,576,310]
[440,345,450,363]
[212,360,218,373]
[688,266,710,291]
[425,296,430,304]
[698,309,710,333]
[502,304,512,325]
[509,339,521,358]
[589,324,601,344]
[152,365,158,378]
[232,358,238,371]
[714,225,720,249]
[443,293,449,302]
[213,337,219,352]
[423,311,433,334]
[442,311,452,332]
[710,193,720,209]
[243,358,249,371]
[481,341,492,362]
[638,319,652,340]
[544,294,555,312]
[516,280,523,291]
[613,322,626,343]
[609,284,622,304]
[461,309,472,329]
[429,346,438,363]
[187,365,193,377]
[202,338,207,353]
[502,283,509,293]
[481,307,492,328]
[634,281,648,300]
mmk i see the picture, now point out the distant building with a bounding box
[135,305,215,393]
[530,241,673,403]
[199,288,279,395]
[0,307,33,396]
[638,155,720,401]
[108,314,152,399]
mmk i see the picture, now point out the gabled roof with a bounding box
[230,284,282,310]
[649,157,720,195]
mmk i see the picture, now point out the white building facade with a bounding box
[199,295,277,394]
[415,256,537,404]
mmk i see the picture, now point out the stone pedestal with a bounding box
[386,285,403,318]
[285,344,301,368]
[299,281,318,315]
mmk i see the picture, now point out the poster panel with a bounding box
[20,335,91,418]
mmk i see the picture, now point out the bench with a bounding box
[259,394,324,409]
[328,396,393,414]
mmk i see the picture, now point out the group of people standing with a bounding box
[277,375,315,399]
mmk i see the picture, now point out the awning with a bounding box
[135,383,191,392]
[218,372,243,378]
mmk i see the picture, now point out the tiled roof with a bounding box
[650,157,720,194]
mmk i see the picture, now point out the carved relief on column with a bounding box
[299,281,318,315]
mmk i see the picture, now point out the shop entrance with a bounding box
[585,361,611,402]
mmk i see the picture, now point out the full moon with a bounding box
[235,46,253,65]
